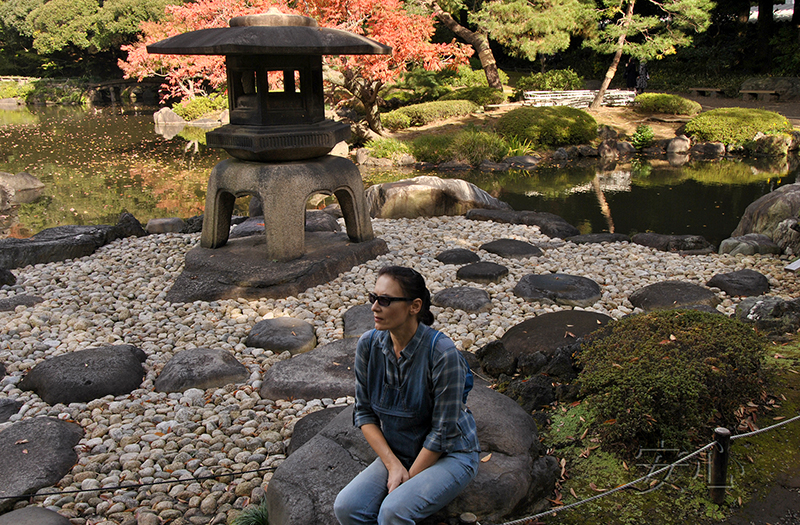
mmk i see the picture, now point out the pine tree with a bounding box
[586,0,714,109]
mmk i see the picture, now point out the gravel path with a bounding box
[1,215,799,525]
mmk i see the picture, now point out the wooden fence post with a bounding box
[710,427,731,504]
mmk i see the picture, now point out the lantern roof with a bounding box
[146,9,392,56]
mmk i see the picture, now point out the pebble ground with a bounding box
[1,215,798,525]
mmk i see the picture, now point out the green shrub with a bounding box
[634,93,702,116]
[410,134,455,164]
[381,100,479,130]
[439,86,506,106]
[448,128,509,164]
[684,108,792,146]
[172,93,228,121]
[630,124,655,149]
[0,80,34,100]
[579,310,766,450]
[513,68,584,99]
[386,65,509,107]
[495,106,597,147]
[448,64,509,88]
[26,79,87,105]
[230,501,270,525]
[364,137,412,159]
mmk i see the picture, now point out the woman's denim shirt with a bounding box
[353,323,480,469]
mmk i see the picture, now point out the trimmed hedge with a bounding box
[684,108,792,146]
[634,93,702,116]
[579,310,766,449]
[439,86,506,106]
[381,100,479,130]
[495,106,597,147]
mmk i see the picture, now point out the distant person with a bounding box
[636,60,649,94]
[625,58,638,91]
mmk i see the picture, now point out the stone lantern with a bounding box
[149,10,391,300]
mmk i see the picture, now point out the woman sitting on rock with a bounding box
[334,265,480,524]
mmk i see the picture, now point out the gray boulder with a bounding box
[632,232,714,253]
[0,268,15,286]
[566,233,630,244]
[145,217,185,234]
[432,287,492,313]
[735,296,800,336]
[260,338,357,401]
[246,318,317,355]
[502,310,613,359]
[19,345,146,405]
[343,304,374,339]
[667,135,691,153]
[154,347,249,393]
[266,379,558,524]
[0,295,43,312]
[629,281,720,312]
[0,171,44,204]
[287,406,348,456]
[0,213,146,269]
[772,218,800,256]
[476,340,517,377]
[365,176,511,219]
[732,183,800,241]
[153,107,185,125]
[0,398,22,423]
[0,418,83,512]
[707,269,770,297]
[719,234,781,256]
[0,506,72,525]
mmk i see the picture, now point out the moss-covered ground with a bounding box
[527,338,800,525]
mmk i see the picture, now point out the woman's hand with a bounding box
[386,462,410,493]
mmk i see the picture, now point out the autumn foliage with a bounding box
[119,0,472,132]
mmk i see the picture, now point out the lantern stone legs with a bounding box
[201,155,374,262]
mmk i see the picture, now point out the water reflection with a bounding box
[0,104,796,246]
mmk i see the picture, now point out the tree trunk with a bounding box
[590,0,635,110]
[430,2,503,90]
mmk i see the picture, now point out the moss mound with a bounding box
[495,106,597,147]
[684,107,792,146]
[381,100,479,130]
[578,310,766,450]
[634,93,702,116]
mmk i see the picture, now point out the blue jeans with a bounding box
[334,451,479,525]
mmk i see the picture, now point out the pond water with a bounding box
[0,105,797,246]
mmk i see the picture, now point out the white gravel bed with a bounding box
[0,215,797,524]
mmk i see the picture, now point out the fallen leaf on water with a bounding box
[481,453,492,463]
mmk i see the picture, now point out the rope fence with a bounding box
[489,412,800,525]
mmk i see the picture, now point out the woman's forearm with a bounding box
[408,447,442,478]
[361,423,410,492]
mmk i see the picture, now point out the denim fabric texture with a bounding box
[334,451,479,525]
[352,324,480,468]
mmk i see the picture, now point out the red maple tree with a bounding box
[119,0,471,133]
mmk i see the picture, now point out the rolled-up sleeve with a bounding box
[423,342,465,453]
[353,332,380,429]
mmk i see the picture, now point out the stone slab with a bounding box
[502,310,613,358]
[165,232,388,302]
[514,273,601,307]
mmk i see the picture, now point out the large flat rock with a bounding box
[166,232,388,302]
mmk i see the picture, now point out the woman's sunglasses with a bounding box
[368,292,413,307]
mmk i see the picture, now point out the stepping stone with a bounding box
[631,232,714,254]
[260,338,357,402]
[0,295,43,312]
[480,239,543,258]
[707,269,770,297]
[0,418,83,513]
[566,233,630,244]
[18,345,147,405]
[0,506,72,525]
[514,273,601,307]
[343,303,374,338]
[0,398,22,424]
[629,281,720,312]
[435,248,480,265]
[465,209,579,238]
[154,347,249,393]
[456,262,509,284]
[432,287,492,313]
[246,317,317,355]
[502,310,613,359]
